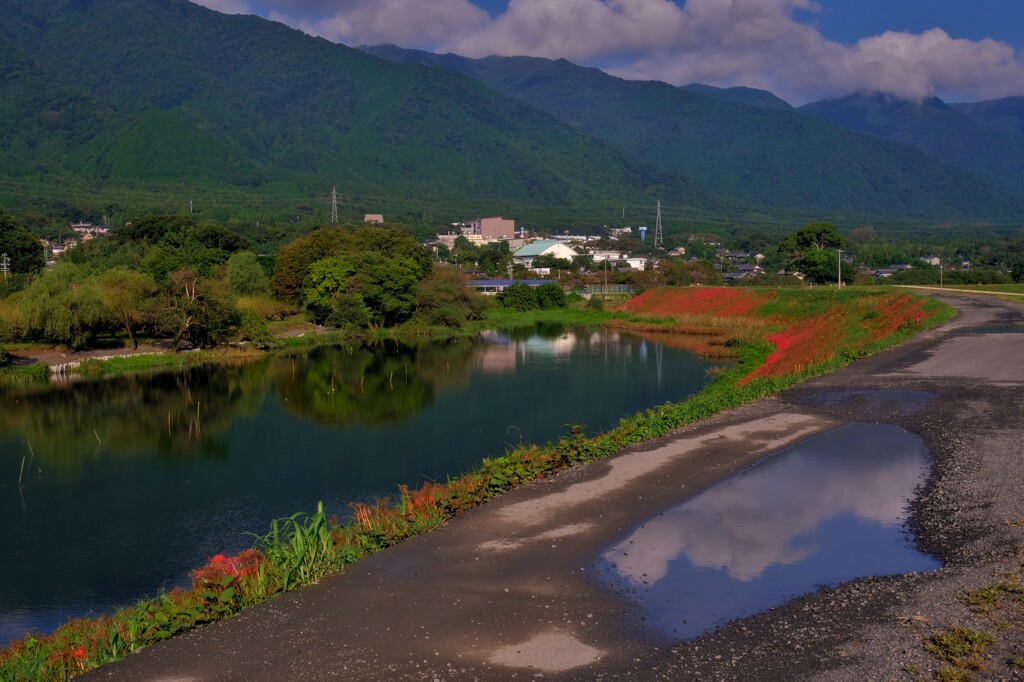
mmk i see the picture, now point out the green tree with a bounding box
[142,232,228,282]
[226,251,271,297]
[0,209,45,275]
[415,268,486,327]
[1011,258,1024,283]
[192,222,252,253]
[661,259,723,286]
[498,283,538,311]
[350,253,422,327]
[779,221,847,285]
[304,256,363,327]
[799,250,852,286]
[117,215,195,244]
[157,269,237,350]
[18,262,104,350]
[96,267,158,349]
[534,282,567,309]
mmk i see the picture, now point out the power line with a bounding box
[654,200,664,249]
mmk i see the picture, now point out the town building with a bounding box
[512,240,580,268]
[464,217,516,240]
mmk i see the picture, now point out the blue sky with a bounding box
[197,0,1024,104]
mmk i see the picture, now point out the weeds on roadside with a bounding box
[965,580,1024,615]
[925,627,995,678]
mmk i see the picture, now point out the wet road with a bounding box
[85,293,1024,681]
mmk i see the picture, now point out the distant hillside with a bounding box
[800,93,1024,201]
[951,97,1024,140]
[0,0,741,225]
[363,44,1023,221]
[679,84,794,112]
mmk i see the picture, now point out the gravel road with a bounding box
[86,293,1024,682]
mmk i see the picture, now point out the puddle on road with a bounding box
[599,423,940,639]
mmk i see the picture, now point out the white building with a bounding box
[512,240,580,268]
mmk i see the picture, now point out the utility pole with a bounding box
[940,262,943,288]
[654,200,664,249]
[330,186,338,225]
[1,253,9,279]
[837,248,843,288]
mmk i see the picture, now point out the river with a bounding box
[0,325,718,644]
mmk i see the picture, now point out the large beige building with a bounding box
[464,217,515,240]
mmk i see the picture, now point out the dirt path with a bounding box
[7,344,172,370]
[84,294,1024,681]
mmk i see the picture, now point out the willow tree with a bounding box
[96,267,158,349]
[18,262,104,350]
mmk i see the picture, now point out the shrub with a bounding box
[498,283,538,311]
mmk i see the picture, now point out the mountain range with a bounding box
[364,45,1024,223]
[1,0,1023,230]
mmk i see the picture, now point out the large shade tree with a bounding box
[778,221,851,285]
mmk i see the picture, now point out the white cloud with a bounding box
[284,0,489,49]
[447,0,687,62]
[239,0,1024,104]
[605,437,928,583]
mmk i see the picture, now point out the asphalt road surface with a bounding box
[85,293,1024,681]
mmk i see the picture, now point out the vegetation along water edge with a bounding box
[0,286,952,680]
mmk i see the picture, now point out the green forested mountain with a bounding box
[362,45,1023,221]
[679,84,794,112]
[800,93,1024,201]
[951,97,1024,140]
[4,0,1023,229]
[0,0,740,225]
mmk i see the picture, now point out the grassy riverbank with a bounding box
[0,287,953,680]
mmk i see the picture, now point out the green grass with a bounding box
[925,627,995,678]
[965,581,1024,615]
[74,348,264,378]
[0,363,48,388]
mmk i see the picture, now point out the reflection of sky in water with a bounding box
[602,423,940,638]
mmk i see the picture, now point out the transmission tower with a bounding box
[654,200,664,249]
[1,253,9,279]
[330,186,338,224]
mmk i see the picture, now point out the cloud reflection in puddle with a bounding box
[602,422,940,638]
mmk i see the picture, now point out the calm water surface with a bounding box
[601,422,940,638]
[0,326,717,643]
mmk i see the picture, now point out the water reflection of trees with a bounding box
[271,344,432,427]
[0,328,666,474]
[0,362,269,475]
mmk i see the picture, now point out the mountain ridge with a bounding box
[0,0,741,224]
[362,44,1023,221]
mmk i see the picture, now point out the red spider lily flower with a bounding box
[72,646,87,660]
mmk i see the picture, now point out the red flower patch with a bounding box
[740,312,843,384]
[617,287,773,318]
